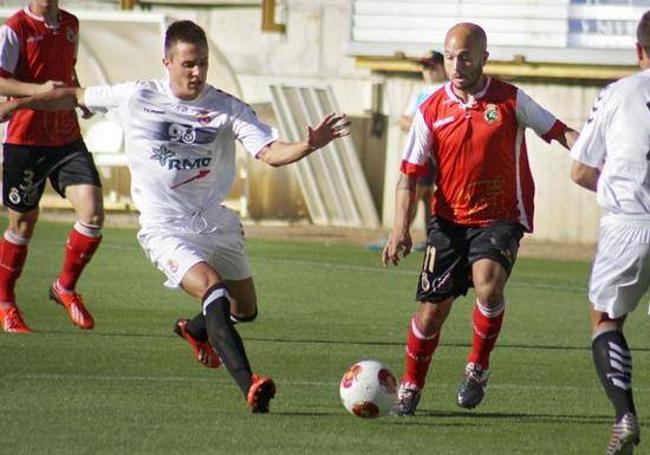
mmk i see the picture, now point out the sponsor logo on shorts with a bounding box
[8,187,21,204]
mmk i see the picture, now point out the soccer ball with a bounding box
[339,359,397,418]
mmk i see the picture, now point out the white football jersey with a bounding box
[83,80,278,223]
[570,69,650,216]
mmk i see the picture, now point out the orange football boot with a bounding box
[247,375,276,413]
[49,283,94,329]
[173,319,221,368]
[0,303,31,333]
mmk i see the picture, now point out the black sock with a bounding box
[186,312,207,342]
[203,284,253,396]
[592,330,636,420]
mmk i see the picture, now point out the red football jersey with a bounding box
[400,77,566,232]
[0,6,81,146]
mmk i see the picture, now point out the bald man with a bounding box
[569,10,650,454]
[383,22,578,415]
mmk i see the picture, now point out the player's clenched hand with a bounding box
[79,105,94,119]
[307,113,350,150]
[382,231,412,267]
[34,80,65,95]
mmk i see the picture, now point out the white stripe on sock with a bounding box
[202,288,228,316]
[74,221,102,238]
[475,299,505,318]
[3,230,29,246]
[609,350,632,367]
[608,341,630,358]
[611,377,632,390]
[610,359,632,374]
[410,316,438,340]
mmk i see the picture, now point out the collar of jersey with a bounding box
[163,78,207,105]
[24,6,60,29]
[444,76,491,109]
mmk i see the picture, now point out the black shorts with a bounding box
[415,217,524,303]
[2,139,101,212]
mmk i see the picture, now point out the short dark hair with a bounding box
[637,10,650,54]
[164,20,208,56]
[419,50,444,67]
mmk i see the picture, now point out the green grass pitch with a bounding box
[0,220,648,454]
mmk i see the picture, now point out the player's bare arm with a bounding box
[257,112,350,167]
[0,77,65,98]
[0,87,84,122]
[382,173,417,267]
[570,160,600,192]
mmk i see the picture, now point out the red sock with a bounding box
[0,232,29,303]
[57,222,102,291]
[403,315,440,388]
[467,299,505,370]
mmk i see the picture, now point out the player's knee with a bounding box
[8,209,39,239]
[90,211,104,228]
[474,282,504,307]
[79,211,104,229]
[417,303,448,334]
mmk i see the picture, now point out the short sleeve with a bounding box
[230,100,279,157]
[400,108,434,177]
[570,87,610,169]
[515,89,564,142]
[0,24,21,77]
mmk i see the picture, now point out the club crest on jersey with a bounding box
[484,104,499,124]
[196,110,213,126]
[65,27,77,43]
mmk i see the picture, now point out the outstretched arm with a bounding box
[0,77,65,98]
[257,112,350,167]
[0,87,84,122]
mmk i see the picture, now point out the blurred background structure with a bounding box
[0,0,646,240]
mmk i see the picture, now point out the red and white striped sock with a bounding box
[0,231,29,303]
[467,298,505,370]
[56,221,102,292]
[402,314,440,388]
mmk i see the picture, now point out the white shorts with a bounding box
[137,205,252,288]
[589,214,650,319]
